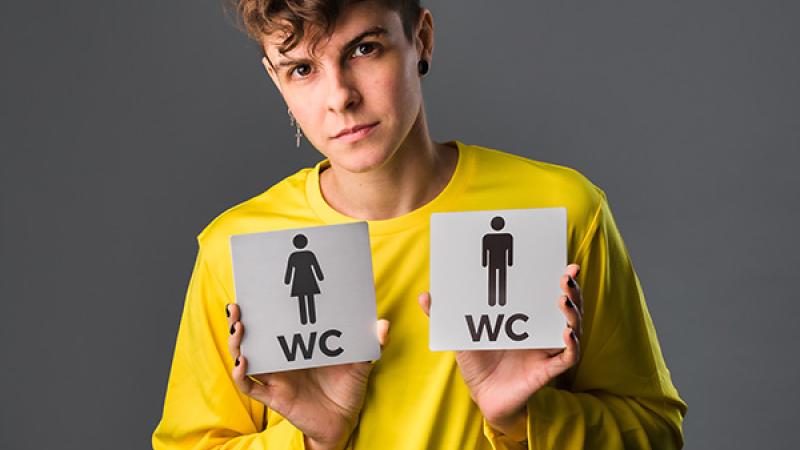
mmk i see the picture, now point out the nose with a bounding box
[325,66,360,113]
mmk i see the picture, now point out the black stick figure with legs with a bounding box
[284,234,324,324]
[482,216,513,306]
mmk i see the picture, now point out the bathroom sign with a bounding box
[230,222,380,374]
[429,208,567,351]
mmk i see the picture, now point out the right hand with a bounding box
[226,303,390,450]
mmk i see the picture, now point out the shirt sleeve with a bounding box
[152,244,307,450]
[483,190,688,450]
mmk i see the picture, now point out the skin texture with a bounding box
[227,2,583,448]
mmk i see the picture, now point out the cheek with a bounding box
[372,62,420,115]
[288,89,326,135]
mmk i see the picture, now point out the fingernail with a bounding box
[565,298,575,309]
[235,357,240,367]
[567,276,576,288]
[225,304,230,317]
[230,323,236,335]
[576,267,581,276]
[570,330,577,341]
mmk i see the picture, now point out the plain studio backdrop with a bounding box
[1,1,797,449]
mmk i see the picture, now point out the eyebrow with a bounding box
[273,25,389,70]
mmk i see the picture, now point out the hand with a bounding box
[418,264,583,441]
[226,303,390,450]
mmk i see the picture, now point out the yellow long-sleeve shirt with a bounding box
[153,140,687,449]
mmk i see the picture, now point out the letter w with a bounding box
[277,332,317,362]
[465,314,505,342]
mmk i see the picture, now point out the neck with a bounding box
[318,110,458,221]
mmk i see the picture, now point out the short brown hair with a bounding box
[226,0,422,57]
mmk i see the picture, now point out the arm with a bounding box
[508,236,513,267]
[152,246,306,450]
[285,256,294,285]
[312,255,324,281]
[482,237,488,267]
[483,192,687,450]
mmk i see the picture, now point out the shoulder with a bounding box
[462,143,608,259]
[195,167,315,258]
[467,143,606,213]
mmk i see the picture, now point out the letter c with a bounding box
[320,329,344,357]
[505,313,530,341]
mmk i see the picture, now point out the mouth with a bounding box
[332,122,379,142]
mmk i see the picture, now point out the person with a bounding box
[152,1,687,449]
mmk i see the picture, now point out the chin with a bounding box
[327,142,397,174]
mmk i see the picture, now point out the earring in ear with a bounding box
[288,108,303,148]
[418,59,429,76]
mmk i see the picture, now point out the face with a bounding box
[262,1,432,174]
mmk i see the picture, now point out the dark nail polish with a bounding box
[235,357,240,367]
[225,304,230,317]
[230,324,236,335]
[567,276,576,288]
[565,298,575,309]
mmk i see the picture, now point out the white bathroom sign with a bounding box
[429,208,567,351]
[230,222,380,374]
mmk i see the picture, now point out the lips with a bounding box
[333,122,379,139]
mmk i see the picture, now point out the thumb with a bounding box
[417,292,431,317]
[377,319,391,349]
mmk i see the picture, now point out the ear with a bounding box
[414,8,435,65]
[261,56,284,93]
[259,42,285,95]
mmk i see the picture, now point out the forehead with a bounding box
[262,1,404,62]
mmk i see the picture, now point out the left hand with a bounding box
[418,264,583,441]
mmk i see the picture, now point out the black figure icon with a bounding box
[482,216,513,306]
[284,234,324,325]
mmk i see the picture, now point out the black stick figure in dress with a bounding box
[284,234,324,325]
[482,216,513,306]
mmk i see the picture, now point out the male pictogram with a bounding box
[284,234,324,324]
[482,216,513,306]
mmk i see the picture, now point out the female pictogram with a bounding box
[284,234,324,325]
[482,216,513,306]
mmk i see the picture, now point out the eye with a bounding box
[352,42,378,58]
[290,64,312,79]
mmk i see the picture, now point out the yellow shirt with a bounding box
[153,140,687,449]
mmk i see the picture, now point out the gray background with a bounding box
[1,1,797,449]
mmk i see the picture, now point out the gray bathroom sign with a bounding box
[429,208,567,351]
[230,222,380,374]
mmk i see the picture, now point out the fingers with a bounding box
[226,303,240,327]
[558,294,583,339]
[559,264,584,341]
[232,354,274,405]
[544,326,581,377]
[559,326,581,368]
[566,263,581,279]
[231,353,252,392]
[229,321,244,362]
[561,266,583,315]
[226,303,242,361]
[377,319,391,348]
[417,292,431,317]
[551,266,583,374]
[226,304,278,407]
